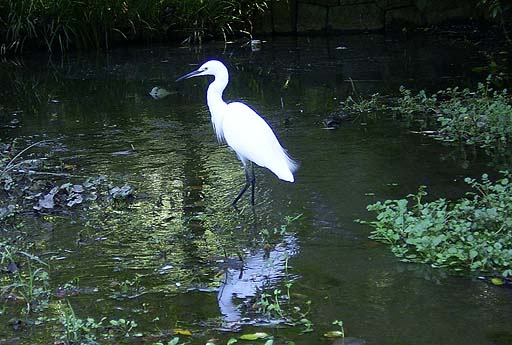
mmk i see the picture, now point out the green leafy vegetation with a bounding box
[477,0,511,42]
[390,79,512,152]
[339,93,383,121]
[323,320,345,339]
[478,0,508,18]
[353,78,512,279]
[57,301,104,344]
[339,77,512,159]
[173,0,268,44]
[259,214,303,246]
[0,0,165,54]
[0,0,269,55]
[358,172,512,277]
[331,79,384,124]
[435,84,512,149]
[389,87,437,127]
[249,258,317,335]
[0,242,50,315]
[55,300,145,343]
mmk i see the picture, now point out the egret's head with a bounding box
[176,60,228,81]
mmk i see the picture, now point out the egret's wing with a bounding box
[223,102,297,182]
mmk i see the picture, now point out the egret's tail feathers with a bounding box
[278,170,295,183]
[273,151,298,183]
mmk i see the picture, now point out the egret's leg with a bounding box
[232,163,251,207]
[250,163,256,206]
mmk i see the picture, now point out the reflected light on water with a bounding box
[218,234,299,323]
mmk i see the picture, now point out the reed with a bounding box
[0,0,268,55]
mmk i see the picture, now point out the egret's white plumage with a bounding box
[176,60,297,206]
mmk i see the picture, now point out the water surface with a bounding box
[1,34,511,344]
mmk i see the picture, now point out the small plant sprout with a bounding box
[299,317,314,333]
[58,300,104,344]
[333,319,345,336]
[324,320,345,338]
[1,244,50,315]
[109,318,139,337]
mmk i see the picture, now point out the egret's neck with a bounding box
[206,72,229,142]
[206,73,228,109]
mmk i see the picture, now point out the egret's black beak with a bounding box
[176,69,202,82]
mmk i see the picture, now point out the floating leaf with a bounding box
[35,187,59,210]
[324,330,344,338]
[168,337,180,345]
[83,175,107,188]
[149,86,171,99]
[0,205,15,219]
[173,328,192,336]
[85,193,98,201]
[63,164,76,171]
[2,174,13,191]
[60,182,73,190]
[71,184,84,193]
[109,185,133,199]
[491,277,505,286]
[239,332,269,340]
[112,150,136,156]
[227,339,238,345]
[67,194,83,207]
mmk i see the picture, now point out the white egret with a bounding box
[176,60,297,207]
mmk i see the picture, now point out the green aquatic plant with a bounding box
[324,319,345,338]
[108,318,139,338]
[0,0,270,55]
[299,315,314,334]
[434,81,512,151]
[257,288,285,319]
[358,172,512,277]
[57,301,143,343]
[390,86,438,128]
[340,93,383,120]
[0,242,50,315]
[174,0,268,44]
[259,214,302,246]
[57,300,104,344]
[252,277,314,334]
[390,78,512,152]
[334,78,385,123]
[477,0,511,43]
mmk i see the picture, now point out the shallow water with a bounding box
[1,34,511,344]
